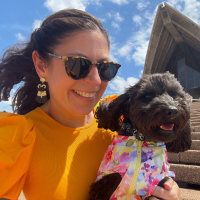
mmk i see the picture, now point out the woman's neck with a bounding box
[40,101,94,128]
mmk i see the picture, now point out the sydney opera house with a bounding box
[143,2,200,99]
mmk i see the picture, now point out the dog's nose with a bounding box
[165,106,178,117]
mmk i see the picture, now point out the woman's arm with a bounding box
[150,178,181,200]
[0,113,36,199]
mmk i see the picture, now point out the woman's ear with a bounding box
[32,51,48,80]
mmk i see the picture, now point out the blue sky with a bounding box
[1,0,200,112]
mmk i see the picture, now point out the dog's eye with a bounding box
[169,92,176,98]
[140,94,153,102]
[145,95,152,99]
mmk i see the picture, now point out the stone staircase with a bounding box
[168,101,200,200]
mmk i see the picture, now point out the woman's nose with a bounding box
[83,64,101,86]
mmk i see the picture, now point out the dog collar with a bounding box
[121,122,145,141]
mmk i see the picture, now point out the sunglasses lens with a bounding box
[99,63,119,81]
[65,58,91,80]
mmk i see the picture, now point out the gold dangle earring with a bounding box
[36,77,47,104]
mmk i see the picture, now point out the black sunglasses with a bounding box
[48,53,121,81]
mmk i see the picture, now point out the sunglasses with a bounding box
[48,53,121,81]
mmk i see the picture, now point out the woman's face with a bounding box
[45,30,110,117]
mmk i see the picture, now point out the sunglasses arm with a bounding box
[48,53,68,61]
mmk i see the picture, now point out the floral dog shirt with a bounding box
[95,135,175,200]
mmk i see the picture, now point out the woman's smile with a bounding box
[73,89,96,98]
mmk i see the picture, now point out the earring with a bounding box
[36,77,47,104]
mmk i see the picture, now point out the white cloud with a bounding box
[108,0,129,5]
[111,21,120,29]
[139,69,143,77]
[0,91,13,112]
[99,18,106,23]
[166,0,183,9]
[129,0,200,66]
[33,20,42,30]
[166,0,200,24]
[107,12,124,22]
[106,12,112,18]
[0,102,12,112]
[2,98,11,105]
[115,13,124,22]
[109,36,119,63]
[130,7,157,65]
[132,15,142,26]
[131,30,150,65]
[144,10,156,22]
[44,0,89,12]
[107,12,124,29]
[0,88,18,112]
[110,26,151,65]
[108,76,139,94]
[118,42,133,57]
[15,33,26,41]
[109,6,157,66]
[181,0,200,24]
[137,1,150,11]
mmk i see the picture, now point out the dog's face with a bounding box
[128,72,190,143]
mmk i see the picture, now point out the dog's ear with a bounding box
[166,121,192,153]
[95,92,131,132]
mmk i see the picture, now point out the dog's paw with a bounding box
[88,173,122,200]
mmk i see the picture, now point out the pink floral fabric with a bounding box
[95,135,175,200]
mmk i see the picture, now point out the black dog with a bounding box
[89,72,191,200]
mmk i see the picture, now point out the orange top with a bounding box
[0,95,118,200]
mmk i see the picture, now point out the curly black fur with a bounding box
[89,72,191,200]
[96,72,191,151]
[89,173,122,200]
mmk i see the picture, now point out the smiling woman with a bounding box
[0,9,180,200]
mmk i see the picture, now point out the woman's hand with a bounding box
[150,178,181,200]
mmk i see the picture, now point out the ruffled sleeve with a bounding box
[0,112,36,200]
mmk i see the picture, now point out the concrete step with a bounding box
[168,152,179,163]
[190,111,200,113]
[191,140,200,150]
[192,132,200,140]
[190,116,200,122]
[180,188,200,200]
[190,110,200,112]
[190,117,200,121]
[180,150,200,164]
[190,107,200,110]
[190,111,200,114]
[190,115,200,119]
[191,122,200,126]
[190,121,200,125]
[190,111,200,116]
[168,150,200,164]
[178,181,200,199]
[170,163,200,185]
[191,126,200,132]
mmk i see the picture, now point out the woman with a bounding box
[0,9,180,200]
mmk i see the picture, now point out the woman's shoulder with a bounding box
[101,95,119,102]
[94,95,119,111]
[0,111,36,143]
[0,112,36,199]
[0,111,34,128]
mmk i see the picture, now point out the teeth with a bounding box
[74,90,96,98]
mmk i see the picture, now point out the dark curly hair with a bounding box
[0,9,110,114]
